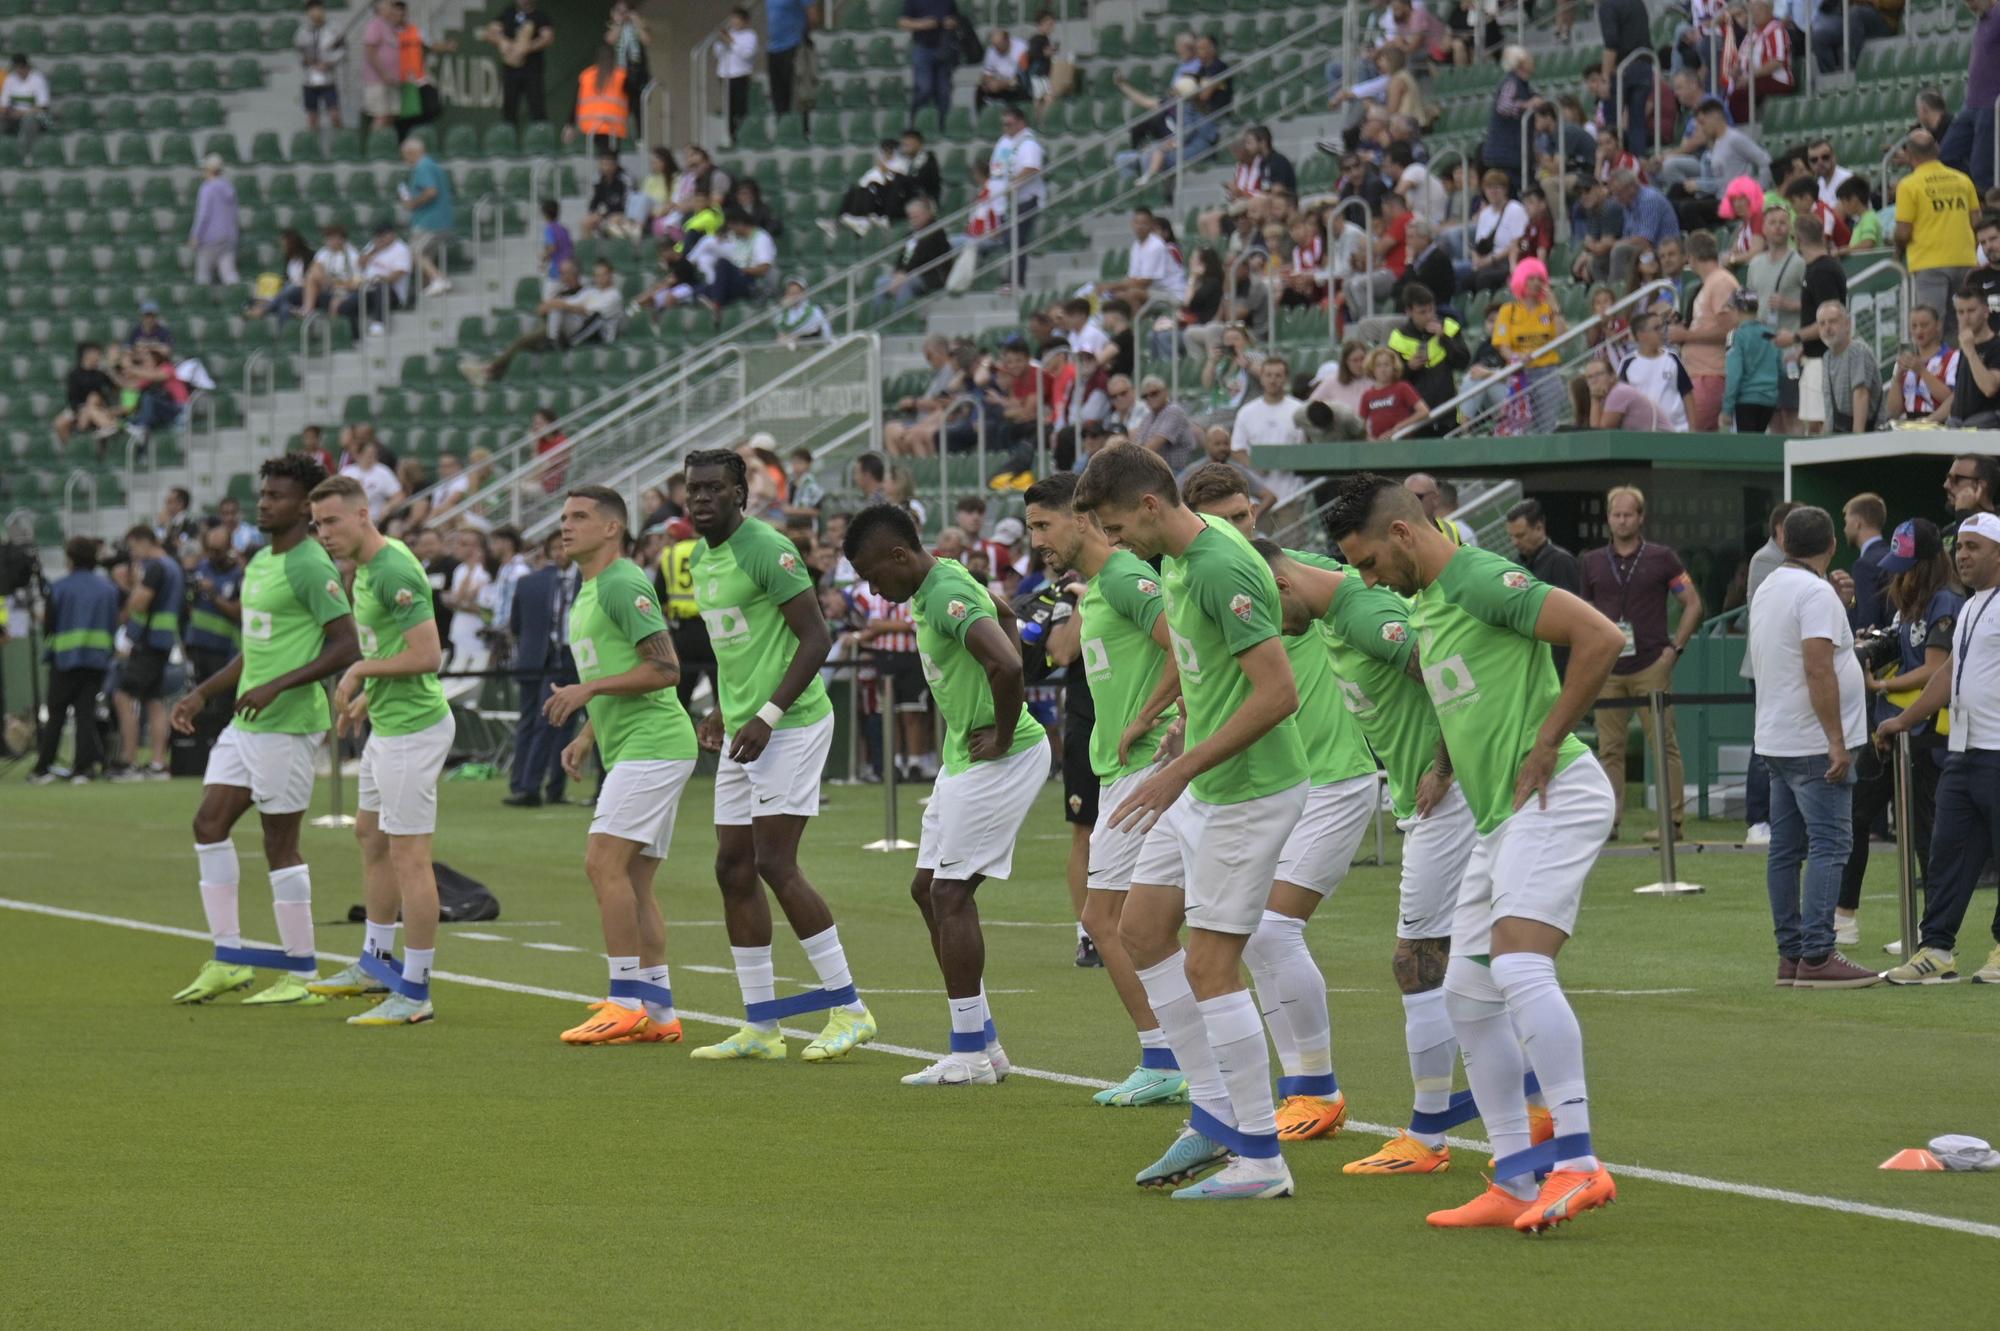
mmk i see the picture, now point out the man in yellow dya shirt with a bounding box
[1896,129,1980,337]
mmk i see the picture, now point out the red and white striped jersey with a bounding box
[1904,346,1961,417]
[849,582,917,653]
[1736,19,1794,92]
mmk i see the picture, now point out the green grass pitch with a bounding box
[3,774,1997,1326]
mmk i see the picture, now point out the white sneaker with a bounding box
[1745,823,1771,845]
[424,278,452,296]
[987,1043,1012,1081]
[367,322,386,336]
[815,218,837,239]
[1884,938,1905,957]
[1835,916,1860,948]
[841,215,871,237]
[900,1053,997,1086]
[1170,1152,1295,1200]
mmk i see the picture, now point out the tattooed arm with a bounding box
[545,631,682,724]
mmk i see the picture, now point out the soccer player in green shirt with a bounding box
[1182,464,1378,1147]
[842,504,1051,1087]
[304,475,453,1026]
[1024,470,1188,1108]
[1252,538,1555,1177]
[545,486,700,1048]
[167,454,360,1007]
[1328,473,1626,1234]
[681,450,878,1063]
[1073,445,1308,1201]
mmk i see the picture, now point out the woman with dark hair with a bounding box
[1163,244,1225,360]
[248,228,316,331]
[1838,518,1960,942]
[731,177,783,239]
[1307,338,1373,416]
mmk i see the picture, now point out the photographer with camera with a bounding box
[28,539,119,784]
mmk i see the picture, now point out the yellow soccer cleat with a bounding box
[241,973,327,1006]
[690,1023,787,1060]
[1344,1131,1452,1175]
[1529,1104,1555,1145]
[170,959,255,1004]
[1275,1091,1348,1142]
[802,1005,878,1062]
[560,1002,652,1045]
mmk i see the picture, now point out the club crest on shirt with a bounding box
[325,578,343,600]
[947,598,968,620]
[1137,577,1159,596]
[635,594,656,615]
[778,552,799,574]
[1381,620,1408,644]
[1501,570,1530,589]
[393,587,414,609]
[1229,593,1253,621]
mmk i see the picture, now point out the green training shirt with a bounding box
[1410,545,1586,835]
[1161,516,1306,805]
[351,537,449,737]
[569,557,697,768]
[236,540,350,735]
[1282,550,1379,786]
[692,517,833,734]
[1316,565,1441,821]
[1080,549,1176,781]
[912,558,1045,776]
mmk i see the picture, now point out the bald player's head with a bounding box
[1906,129,1939,162]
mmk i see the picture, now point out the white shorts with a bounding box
[356,713,456,836]
[916,736,1051,882]
[714,713,834,824]
[1394,781,1479,939]
[1274,772,1378,897]
[1797,357,1826,425]
[1451,755,1616,954]
[203,723,323,815]
[1086,764,1161,892]
[362,83,397,118]
[1131,782,1310,935]
[590,759,697,859]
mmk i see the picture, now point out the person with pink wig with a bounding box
[1490,257,1569,434]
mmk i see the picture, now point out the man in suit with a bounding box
[1840,491,1891,631]
[503,532,581,807]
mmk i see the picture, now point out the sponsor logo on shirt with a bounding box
[1501,570,1529,590]
[1421,654,1479,714]
[947,598,968,620]
[1382,621,1408,644]
[1229,593,1253,622]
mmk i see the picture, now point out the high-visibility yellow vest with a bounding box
[663,539,700,621]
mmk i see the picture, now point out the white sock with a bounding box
[607,955,642,1011]
[268,864,314,960]
[1198,989,1279,1144]
[1136,953,1232,1126]
[641,963,675,1022]
[1138,1026,1167,1052]
[364,919,399,960]
[1244,911,1332,1083]
[948,992,986,1061]
[1403,987,1459,1148]
[979,983,1000,1052]
[733,943,778,1031]
[799,925,866,1013]
[1491,952,1598,1172]
[1445,956,1535,1199]
[402,947,434,991]
[1077,921,1089,943]
[194,841,240,948]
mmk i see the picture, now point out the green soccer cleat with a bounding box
[307,960,390,999]
[689,1023,788,1060]
[347,994,434,1026]
[1093,1065,1191,1107]
[170,959,255,1005]
[802,1005,878,1062]
[241,973,328,1006]
[1135,1122,1229,1189]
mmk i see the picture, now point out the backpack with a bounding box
[347,861,500,924]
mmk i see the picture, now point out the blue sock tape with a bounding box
[608,978,674,1007]
[215,945,315,973]
[1276,1072,1339,1099]
[1139,1045,1180,1071]
[744,983,859,1025]
[1188,1104,1282,1160]
[359,950,428,1002]
[1408,1088,1480,1135]
[948,1029,987,1053]
[1523,1070,1542,1099]
[1491,1132,1594,1184]
[983,1016,997,1044]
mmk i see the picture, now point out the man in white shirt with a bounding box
[1747,505,1879,988]
[1808,140,1853,212]
[702,209,777,310]
[305,222,363,323]
[988,106,1045,288]
[712,6,759,145]
[340,437,405,521]
[976,27,1029,112]
[1879,511,2000,985]
[1230,356,1306,451]
[354,221,413,335]
[461,258,621,382]
[1617,314,1694,432]
[1098,206,1187,308]
[0,53,52,156]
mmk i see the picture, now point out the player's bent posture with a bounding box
[168,454,359,1006]
[842,504,1050,1086]
[1183,465,1374,1144]
[549,485,698,1046]
[305,476,452,1025]
[1025,472,1188,1107]
[682,449,877,1062]
[1074,447,1308,1201]
[1329,473,1624,1233]
[1255,540,1552,1174]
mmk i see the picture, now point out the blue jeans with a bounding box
[1811,7,1890,74]
[909,44,952,129]
[872,269,923,315]
[511,673,578,800]
[1004,195,1038,286]
[1765,750,1858,959]
[1918,750,2000,954]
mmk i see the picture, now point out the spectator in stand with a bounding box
[1492,258,1568,434]
[444,528,494,667]
[1569,175,1624,284]
[1507,496,1584,594]
[291,428,336,483]
[1721,288,1783,431]
[773,275,832,344]
[975,26,1029,114]
[461,258,622,382]
[482,1,554,129]
[1670,229,1738,429]
[1775,216,1847,433]
[1665,99,1774,230]
[1832,176,1884,252]
[1816,301,1883,433]
[1946,0,2000,194]
[1598,0,1655,152]
[900,0,960,131]
[1899,303,1960,423]
[578,152,633,242]
[1482,46,1536,190]
[883,336,958,457]
[296,2,345,133]
[1619,311,1694,430]
[571,43,633,158]
[1951,286,2000,426]
[1131,377,1202,471]
[1,52,52,156]
[1611,169,1681,291]
[1896,131,1980,337]
[188,156,240,287]
[1398,217,1456,311]
[1463,169,1529,293]
[298,220,362,327]
[355,220,414,336]
[710,8,758,146]
[340,435,405,521]
[764,0,813,136]
[990,105,1046,291]
[244,229,314,332]
[125,347,187,446]
[701,207,778,314]
[1100,207,1187,310]
[1231,355,1306,450]
[830,140,913,237]
[872,195,952,314]
[1813,0,1892,75]
[398,135,454,297]
[605,1,653,94]
[361,0,401,141]
[1386,282,1469,431]
[1358,347,1428,439]
[1745,206,1804,343]
[1729,0,1798,124]
[53,342,124,446]
[1581,354,1659,428]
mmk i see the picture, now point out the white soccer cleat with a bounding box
[1170,1153,1295,1200]
[900,1053,997,1087]
[987,1043,1012,1081]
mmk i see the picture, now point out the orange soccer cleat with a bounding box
[1275,1092,1349,1142]
[1514,1166,1618,1234]
[1343,1131,1452,1175]
[560,1001,654,1045]
[1426,1181,1535,1229]
[611,1016,683,1044]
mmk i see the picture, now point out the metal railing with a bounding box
[63,470,98,539]
[1613,49,1663,170]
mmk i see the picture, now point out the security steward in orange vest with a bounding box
[574,44,631,157]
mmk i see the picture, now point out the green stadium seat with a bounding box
[112,132,152,167]
[69,134,108,167]
[444,124,480,157]
[158,133,196,168]
[202,131,240,164]
[484,123,519,155]
[142,97,180,132]
[180,58,220,93]
[521,122,557,154]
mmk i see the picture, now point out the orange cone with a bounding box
[1879,1149,1946,1171]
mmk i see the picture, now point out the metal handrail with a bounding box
[1327,198,1376,325]
[1392,277,1674,438]
[242,350,275,458]
[1613,48,1663,165]
[63,469,98,538]
[936,391,989,517]
[1129,294,1184,404]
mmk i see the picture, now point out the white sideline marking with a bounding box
[454,932,508,942]
[861,987,1036,996]
[1571,987,1699,996]
[520,942,587,953]
[6,895,1997,1242]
